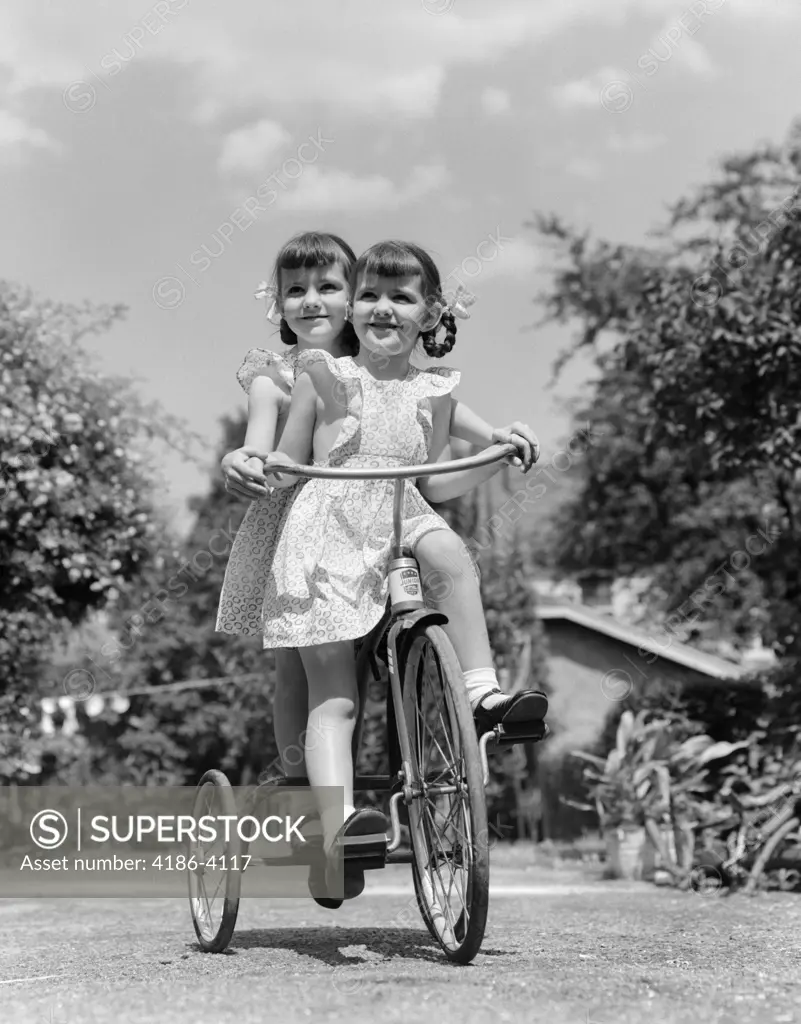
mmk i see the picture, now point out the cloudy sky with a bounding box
[2,0,799,531]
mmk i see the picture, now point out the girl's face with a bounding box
[351,273,430,360]
[279,263,349,347]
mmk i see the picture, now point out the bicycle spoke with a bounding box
[201,863,226,909]
[194,875,219,936]
[410,645,474,941]
[416,665,454,772]
[423,820,469,940]
[421,650,459,769]
[431,790,472,890]
[423,801,468,914]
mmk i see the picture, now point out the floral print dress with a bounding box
[259,349,463,649]
[215,347,302,637]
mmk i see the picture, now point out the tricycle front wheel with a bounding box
[402,626,490,964]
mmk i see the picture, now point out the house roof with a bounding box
[536,602,753,681]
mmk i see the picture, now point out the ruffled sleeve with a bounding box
[296,351,362,462]
[408,365,461,399]
[295,351,361,406]
[295,349,359,383]
[295,348,335,377]
[235,348,297,394]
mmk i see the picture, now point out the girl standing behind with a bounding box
[217,232,358,790]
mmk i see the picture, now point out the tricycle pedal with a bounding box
[493,721,550,745]
[341,831,388,871]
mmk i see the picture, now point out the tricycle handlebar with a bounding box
[264,443,518,480]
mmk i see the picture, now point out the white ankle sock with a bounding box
[462,667,503,711]
[321,803,356,850]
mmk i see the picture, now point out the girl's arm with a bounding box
[449,398,539,471]
[417,396,507,504]
[221,376,284,499]
[449,398,494,447]
[244,376,282,449]
[262,373,318,488]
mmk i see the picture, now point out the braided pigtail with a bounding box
[340,321,360,355]
[421,307,457,359]
[279,318,297,347]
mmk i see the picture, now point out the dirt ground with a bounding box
[2,850,800,1024]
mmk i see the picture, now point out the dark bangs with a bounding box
[275,232,356,285]
[352,240,441,296]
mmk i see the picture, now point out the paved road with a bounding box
[2,858,800,1024]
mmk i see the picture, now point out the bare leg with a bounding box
[272,648,309,778]
[297,640,358,849]
[415,530,492,671]
[415,530,548,728]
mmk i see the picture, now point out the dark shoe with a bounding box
[343,867,367,900]
[291,817,344,910]
[473,690,549,736]
[308,862,364,908]
[324,808,388,900]
[332,807,389,849]
[308,865,344,910]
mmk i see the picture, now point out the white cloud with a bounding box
[607,131,667,152]
[480,87,511,116]
[551,67,629,109]
[641,21,718,79]
[0,2,556,119]
[565,157,603,180]
[0,109,55,155]
[478,236,541,282]
[727,0,800,17]
[670,37,717,77]
[159,6,566,124]
[554,35,715,113]
[0,2,644,123]
[0,0,798,136]
[626,0,798,19]
[372,66,447,119]
[277,163,449,214]
[218,119,290,177]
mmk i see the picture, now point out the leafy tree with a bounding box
[0,280,194,779]
[537,118,801,477]
[531,119,801,659]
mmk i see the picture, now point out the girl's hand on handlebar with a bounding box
[263,451,298,489]
[491,422,540,472]
[222,446,271,500]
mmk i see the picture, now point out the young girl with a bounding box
[260,239,548,880]
[217,232,359,796]
[218,232,546,791]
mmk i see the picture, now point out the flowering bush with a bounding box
[0,279,194,777]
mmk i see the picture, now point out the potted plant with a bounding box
[567,710,748,883]
[566,711,669,879]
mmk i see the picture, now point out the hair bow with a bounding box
[254,281,281,325]
[442,285,476,321]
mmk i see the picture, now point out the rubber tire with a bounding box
[187,769,242,953]
[402,626,490,964]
